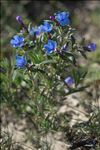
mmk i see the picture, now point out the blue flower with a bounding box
[16,55,27,68]
[42,21,53,33]
[10,35,24,48]
[35,25,42,36]
[84,43,96,52]
[44,40,57,54]
[29,27,34,36]
[64,76,74,86]
[29,26,42,36]
[55,11,70,26]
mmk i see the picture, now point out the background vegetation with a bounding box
[1,0,100,150]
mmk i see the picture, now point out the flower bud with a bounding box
[49,15,55,21]
[16,16,23,24]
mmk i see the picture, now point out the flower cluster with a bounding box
[10,11,96,87]
[10,11,71,67]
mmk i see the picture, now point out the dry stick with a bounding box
[66,103,89,116]
[69,117,88,123]
[12,141,33,150]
